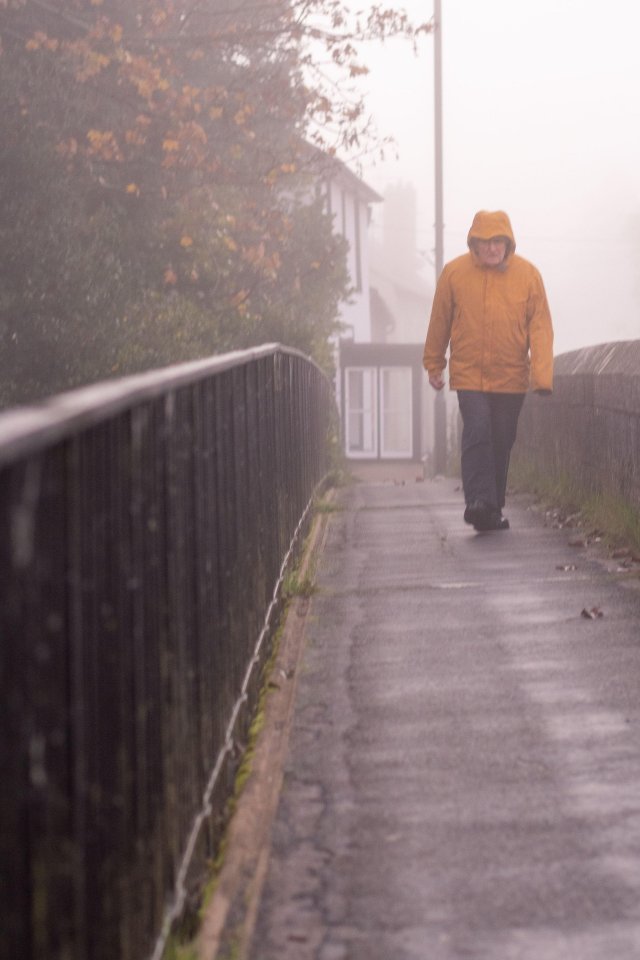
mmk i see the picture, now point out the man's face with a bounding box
[473,237,508,267]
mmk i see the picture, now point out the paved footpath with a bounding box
[248,475,640,960]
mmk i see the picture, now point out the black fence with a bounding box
[0,344,335,960]
[513,340,640,514]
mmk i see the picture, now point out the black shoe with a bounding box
[489,514,510,531]
[477,511,510,532]
[463,499,493,528]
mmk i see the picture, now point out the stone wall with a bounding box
[513,340,640,512]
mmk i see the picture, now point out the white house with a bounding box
[320,158,383,343]
[319,170,437,466]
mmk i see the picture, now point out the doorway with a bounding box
[344,365,413,459]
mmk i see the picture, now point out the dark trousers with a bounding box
[457,390,525,511]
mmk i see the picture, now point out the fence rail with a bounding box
[0,344,335,960]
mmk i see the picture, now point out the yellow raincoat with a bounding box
[423,210,554,393]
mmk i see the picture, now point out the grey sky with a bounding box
[358,0,640,354]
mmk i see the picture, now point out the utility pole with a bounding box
[432,0,447,475]
[434,0,444,280]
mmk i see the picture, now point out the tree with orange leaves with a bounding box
[0,0,429,405]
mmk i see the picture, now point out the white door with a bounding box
[345,367,377,458]
[380,366,413,458]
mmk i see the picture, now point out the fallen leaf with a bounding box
[581,606,604,620]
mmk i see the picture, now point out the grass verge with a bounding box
[510,461,640,553]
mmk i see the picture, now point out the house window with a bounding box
[345,367,377,457]
[380,367,413,458]
[323,179,332,218]
[353,198,362,292]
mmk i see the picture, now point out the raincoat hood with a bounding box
[467,210,516,261]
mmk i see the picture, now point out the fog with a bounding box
[359,0,640,354]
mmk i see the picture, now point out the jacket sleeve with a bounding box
[527,270,554,392]
[423,267,454,376]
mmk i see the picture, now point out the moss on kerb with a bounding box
[282,571,317,598]
[282,491,339,597]
[161,492,335,959]
[163,939,199,960]
[314,499,343,514]
[162,661,276,958]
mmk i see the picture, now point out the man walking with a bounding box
[423,210,554,531]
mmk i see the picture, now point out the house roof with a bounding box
[327,156,383,204]
[303,144,383,203]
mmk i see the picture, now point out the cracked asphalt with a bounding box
[249,475,640,960]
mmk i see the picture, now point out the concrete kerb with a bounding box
[197,491,334,960]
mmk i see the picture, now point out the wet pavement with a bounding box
[248,475,640,960]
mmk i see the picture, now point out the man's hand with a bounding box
[429,373,446,391]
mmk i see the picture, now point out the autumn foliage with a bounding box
[0,0,428,406]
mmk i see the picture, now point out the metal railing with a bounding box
[514,340,640,512]
[0,344,335,960]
